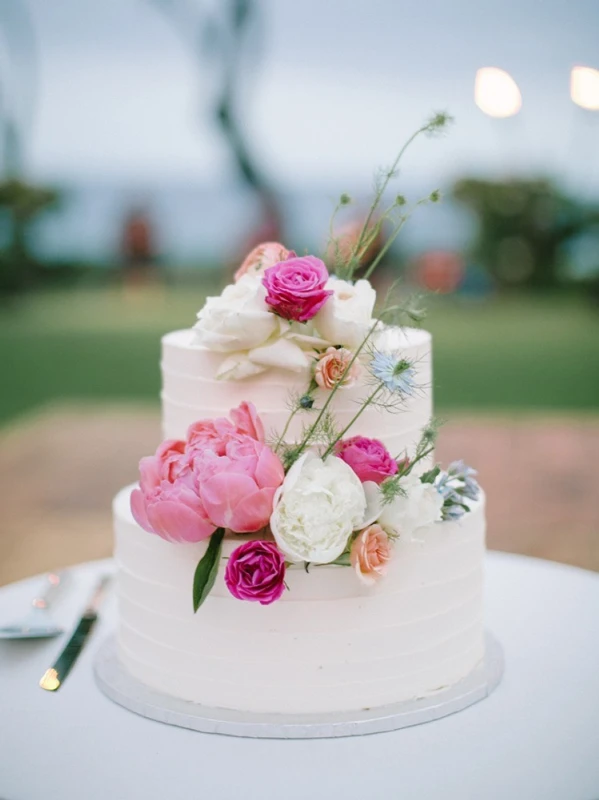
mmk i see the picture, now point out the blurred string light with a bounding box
[570,66,599,110]
[474,67,522,118]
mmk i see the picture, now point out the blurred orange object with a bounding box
[415,250,465,293]
[326,217,384,270]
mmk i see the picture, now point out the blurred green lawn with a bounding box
[1,285,598,426]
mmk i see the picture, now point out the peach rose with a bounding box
[350,524,391,585]
[314,346,359,390]
[235,242,295,281]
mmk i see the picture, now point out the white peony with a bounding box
[314,278,377,349]
[378,473,443,538]
[270,453,379,564]
[193,275,277,352]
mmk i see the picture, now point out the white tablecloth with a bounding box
[1,552,598,800]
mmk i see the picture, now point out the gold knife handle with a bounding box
[40,612,97,691]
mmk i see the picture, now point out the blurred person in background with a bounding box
[120,206,158,290]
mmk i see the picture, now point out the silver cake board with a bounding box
[93,633,504,739]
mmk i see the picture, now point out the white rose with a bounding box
[193,275,277,352]
[216,338,312,380]
[314,278,376,348]
[378,473,443,538]
[270,453,378,564]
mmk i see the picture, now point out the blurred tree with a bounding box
[0,1,60,296]
[452,178,599,289]
[0,179,58,294]
[152,0,283,248]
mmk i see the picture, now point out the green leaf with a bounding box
[420,465,441,484]
[330,551,352,567]
[193,528,225,612]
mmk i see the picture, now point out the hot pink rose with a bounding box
[335,436,398,485]
[262,255,333,322]
[224,540,286,604]
[194,436,284,533]
[350,524,391,585]
[235,242,295,282]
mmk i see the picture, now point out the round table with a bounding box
[1,552,598,800]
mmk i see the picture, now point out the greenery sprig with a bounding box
[327,111,453,282]
[379,418,442,505]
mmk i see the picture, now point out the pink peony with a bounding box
[130,435,216,543]
[131,480,216,543]
[194,436,285,533]
[229,401,265,443]
[314,346,360,390]
[335,436,398,485]
[187,401,264,454]
[186,417,235,456]
[350,524,391,585]
[131,402,282,540]
[235,242,295,282]
[137,439,187,492]
[224,540,286,604]
[262,255,333,323]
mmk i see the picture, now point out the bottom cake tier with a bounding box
[113,485,486,715]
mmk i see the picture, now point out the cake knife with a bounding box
[39,575,111,692]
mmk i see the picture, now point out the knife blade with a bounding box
[39,575,111,692]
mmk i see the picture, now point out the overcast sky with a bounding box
[3,0,599,190]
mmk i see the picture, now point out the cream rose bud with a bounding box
[314,278,376,349]
[378,473,443,538]
[193,275,277,352]
[270,453,372,564]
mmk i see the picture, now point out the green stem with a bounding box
[362,197,428,282]
[347,123,432,280]
[397,444,435,470]
[274,404,303,453]
[290,320,380,464]
[362,218,407,281]
[354,198,399,263]
[322,384,384,458]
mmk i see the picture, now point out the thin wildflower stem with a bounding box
[322,384,385,458]
[289,319,380,464]
[347,124,432,279]
[274,406,300,453]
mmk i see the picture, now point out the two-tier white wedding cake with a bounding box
[112,241,486,716]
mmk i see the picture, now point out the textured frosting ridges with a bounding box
[114,485,486,714]
[161,328,432,456]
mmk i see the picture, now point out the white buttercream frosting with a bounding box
[114,485,486,714]
[161,327,433,457]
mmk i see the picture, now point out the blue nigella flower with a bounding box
[370,351,416,396]
[442,503,467,521]
[448,460,480,501]
[435,471,462,503]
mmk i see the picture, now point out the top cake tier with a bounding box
[161,326,432,459]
